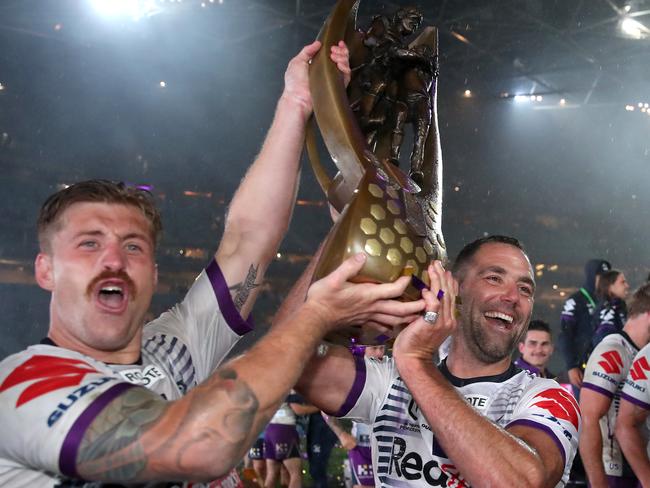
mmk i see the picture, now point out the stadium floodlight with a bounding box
[620,17,650,39]
[89,0,158,21]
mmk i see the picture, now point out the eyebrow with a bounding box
[482,265,536,291]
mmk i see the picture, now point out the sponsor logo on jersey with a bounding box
[0,355,101,407]
[598,350,623,375]
[47,376,116,426]
[465,394,489,411]
[531,388,580,431]
[630,356,650,381]
[119,365,166,387]
[381,436,452,486]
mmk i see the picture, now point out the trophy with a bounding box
[307,0,447,345]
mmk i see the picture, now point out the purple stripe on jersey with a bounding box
[507,419,567,466]
[582,382,615,399]
[59,382,136,479]
[206,258,254,336]
[332,354,366,417]
[621,391,650,410]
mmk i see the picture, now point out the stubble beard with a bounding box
[462,310,522,365]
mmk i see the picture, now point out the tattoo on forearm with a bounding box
[228,264,260,311]
[76,369,260,482]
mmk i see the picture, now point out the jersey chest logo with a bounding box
[0,355,100,407]
[119,365,166,388]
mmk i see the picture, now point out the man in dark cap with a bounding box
[559,258,611,397]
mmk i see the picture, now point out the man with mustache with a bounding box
[0,42,424,487]
[296,235,581,487]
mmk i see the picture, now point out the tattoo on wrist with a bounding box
[229,264,260,311]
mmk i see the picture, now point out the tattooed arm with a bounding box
[215,42,351,319]
[75,254,416,482]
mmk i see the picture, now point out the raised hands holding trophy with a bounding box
[306,0,447,345]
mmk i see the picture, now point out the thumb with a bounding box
[327,253,367,285]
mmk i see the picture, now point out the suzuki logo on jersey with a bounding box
[119,365,165,387]
[630,356,650,381]
[47,376,116,426]
[532,388,580,431]
[0,355,101,407]
[598,350,623,375]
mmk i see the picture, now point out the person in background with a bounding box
[263,391,303,488]
[515,319,556,379]
[559,259,612,397]
[579,283,650,488]
[592,269,630,348]
[614,288,650,487]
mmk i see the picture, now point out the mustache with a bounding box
[86,269,137,299]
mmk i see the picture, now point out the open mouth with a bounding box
[95,281,128,313]
[484,311,514,329]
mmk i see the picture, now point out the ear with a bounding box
[35,253,55,291]
[518,342,525,355]
[153,263,159,289]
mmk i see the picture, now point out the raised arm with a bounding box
[73,254,418,483]
[615,398,650,486]
[215,41,351,319]
[393,262,567,488]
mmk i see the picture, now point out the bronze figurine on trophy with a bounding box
[307,0,446,345]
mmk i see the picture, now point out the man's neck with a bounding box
[47,329,142,365]
[446,340,512,379]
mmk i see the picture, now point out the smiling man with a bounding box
[296,235,581,487]
[515,319,556,379]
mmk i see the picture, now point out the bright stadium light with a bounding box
[89,0,158,21]
[620,17,650,39]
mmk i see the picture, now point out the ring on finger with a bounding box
[423,311,438,325]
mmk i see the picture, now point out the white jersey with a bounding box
[620,343,650,457]
[270,402,297,425]
[0,260,252,488]
[337,356,580,487]
[582,331,639,477]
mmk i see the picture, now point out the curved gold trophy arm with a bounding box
[307,0,369,209]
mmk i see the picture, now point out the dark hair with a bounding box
[38,180,162,253]
[451,235,527,280]
[525,319,552,338]
[628,283,650,318]
[595,269,622,301]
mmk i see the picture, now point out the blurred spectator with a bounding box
[515,319,555,379]
[579,284,650,487]
[263,392,303,488]
[592,269,630,347]
[559,259,611,396]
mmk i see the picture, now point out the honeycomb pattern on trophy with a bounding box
[358,179,429,285]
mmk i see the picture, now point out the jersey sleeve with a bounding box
[0,350,137,480]
[506,378,581,484]
[621,345,650,410]
[582,338,627,399]
[334,357,396,424]
[143,259,254,383]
